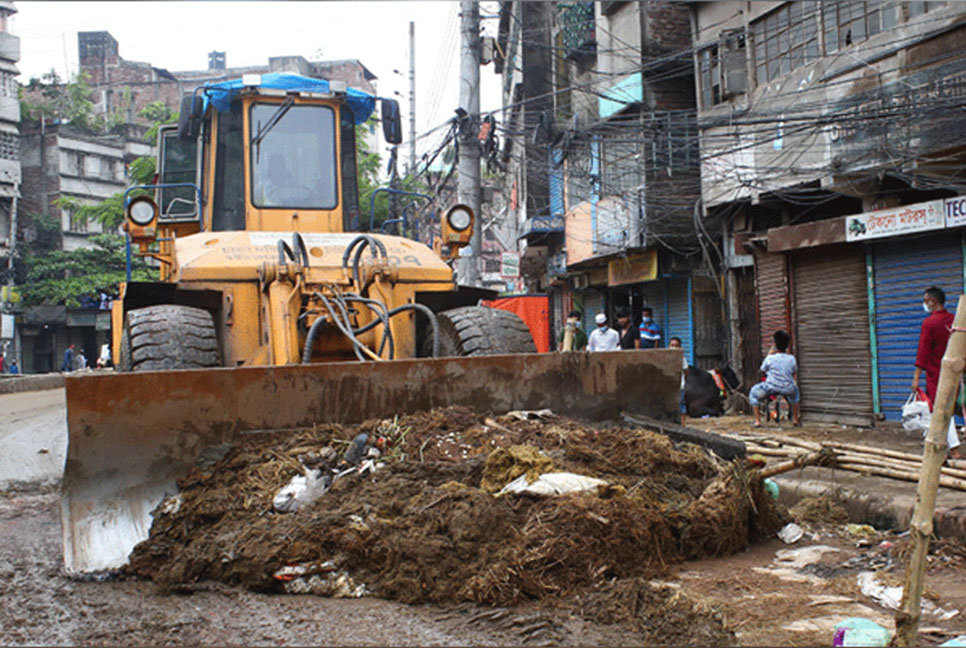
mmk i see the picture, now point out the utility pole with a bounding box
[458,0,482,286]
[409,21,416,174]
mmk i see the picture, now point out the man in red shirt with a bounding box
[913,286,961,459]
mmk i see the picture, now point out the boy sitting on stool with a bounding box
[749,330,801,427]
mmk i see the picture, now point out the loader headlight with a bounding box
[446,205,473,231]
[127,196,157,226]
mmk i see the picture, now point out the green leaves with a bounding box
[21,233,154,308]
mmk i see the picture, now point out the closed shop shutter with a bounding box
[665,276,693,363]
[873,234,964,420]
[793,247,873,425]
[755,252,789,358]
[580,289,604,338]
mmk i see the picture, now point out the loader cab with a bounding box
[154,74,399,237]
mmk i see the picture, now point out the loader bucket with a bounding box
[62,350,682,576]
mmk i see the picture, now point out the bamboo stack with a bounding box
[725,430,966,492]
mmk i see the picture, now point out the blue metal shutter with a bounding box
[665,276,693,364]
[874,234,964,421]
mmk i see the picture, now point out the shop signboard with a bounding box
[945,196,966,229]
[607,249,657,286]
[845,199,944,242]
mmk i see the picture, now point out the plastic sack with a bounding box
[832,617,891,647]
[497,472,607,496]
[902,389,931,433]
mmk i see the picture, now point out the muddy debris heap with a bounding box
[126,406,785,607]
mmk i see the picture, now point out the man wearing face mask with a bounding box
[639,307,662,349]
[558,310,588,351]
[588,313,620,352]
[913,286,962,459]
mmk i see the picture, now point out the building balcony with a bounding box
[0,32,19,63]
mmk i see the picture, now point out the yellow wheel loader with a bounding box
[61,73,684,576]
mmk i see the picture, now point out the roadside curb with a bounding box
[774,468,966,542]
[0,374,65,395]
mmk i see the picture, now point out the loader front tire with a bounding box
[435,306,536,357]
[118,305,221,372]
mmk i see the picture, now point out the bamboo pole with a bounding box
[759,449,836,479]
[896,295,966,646]
[835,462,966,492]
[835,453,966,481]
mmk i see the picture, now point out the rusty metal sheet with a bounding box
[61,350,681,575]
[766,217,846,252]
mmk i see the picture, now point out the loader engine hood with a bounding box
[171,232,454,284]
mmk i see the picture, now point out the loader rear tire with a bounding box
[435,306,536,357]
[118,305,221,372]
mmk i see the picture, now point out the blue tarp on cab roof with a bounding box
[201,72,376,124]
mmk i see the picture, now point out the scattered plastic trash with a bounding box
[774,544,839,568]
[846,523,877,538]
[273,468,329,512]
[878,540,893,550]
[505,409,555,421]
[857,571,902,610]
[857,572,959,620]
[497,472,607,496]
[763,478,779,500]
[777,522,804,544]
[833,617,892,647]
[940,635,966,647]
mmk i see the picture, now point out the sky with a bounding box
[11,1,503,160]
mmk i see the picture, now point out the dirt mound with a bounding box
[790,494,850,525]
[126,407,786,608]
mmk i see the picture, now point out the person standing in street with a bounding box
[912,286,962,459]
[558,310,588,351]
[588,313,620,352]
[615,307,638,350]
[639,307,661,349]
[62,344,75,373]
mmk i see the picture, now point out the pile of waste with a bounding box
[126,407,785,607]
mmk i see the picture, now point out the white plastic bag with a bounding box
[902,391,931,433]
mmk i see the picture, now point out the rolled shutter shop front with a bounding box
[792,246,874,426]
[873,233,965,420]
[755,251,789,357]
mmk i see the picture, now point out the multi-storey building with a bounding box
[691,1,966,423]
[499,1,723,362]
[0,1,18,363]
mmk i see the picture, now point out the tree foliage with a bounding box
[19,92,171,307]
[21,70,128,134]
[20,232,154,307]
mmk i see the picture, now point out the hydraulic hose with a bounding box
[278,239,295,265]
[302,292,382,362]
[352,302,440,358]
[342,295,395,359]
[292,232,309,267]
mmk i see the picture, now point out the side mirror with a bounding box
[381,98,402,145]
[177,94,203,140]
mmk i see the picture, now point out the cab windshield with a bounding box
[250,103,338,210]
